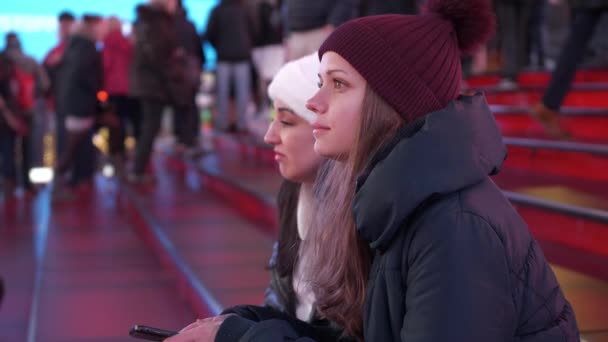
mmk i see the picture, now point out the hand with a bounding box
[165,314,235,342]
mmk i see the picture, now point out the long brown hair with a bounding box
[303,85,404,339]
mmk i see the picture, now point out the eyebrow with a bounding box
[323,69,348,76]
[276,107,296,115]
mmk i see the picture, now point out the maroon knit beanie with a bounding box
[319,0,495,121]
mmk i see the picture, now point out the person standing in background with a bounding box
[130,0,189,182]
[3,33,50,194]
[359,0,418,15]
[53,15,106,199]
[103,16,139,174]
[174,0,206,156]
[43,11,76,158]
[529,0,608,137]
[283,0,359,61]
[204,0,255,134]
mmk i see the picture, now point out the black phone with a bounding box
[129,324,178,341]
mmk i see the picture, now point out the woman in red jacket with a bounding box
[103,16,141,169]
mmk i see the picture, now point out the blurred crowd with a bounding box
[0,0,606,200]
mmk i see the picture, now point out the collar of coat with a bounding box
[353,93,507,251]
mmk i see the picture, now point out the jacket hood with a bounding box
[353,93,507,251]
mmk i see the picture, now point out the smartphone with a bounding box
[129,324,178,341]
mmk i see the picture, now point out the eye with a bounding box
[333,79,345,89]
[280,120,294,127]
[317,80,323,89]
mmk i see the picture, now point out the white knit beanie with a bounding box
[267,52,319,124]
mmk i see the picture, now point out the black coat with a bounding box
[56,34,102,118]
[204,0,255,62]
[353,94,579,341]
[569,0,608,9]
[131,4,188,104]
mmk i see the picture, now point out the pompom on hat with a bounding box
[268,52,320,124]
[319,0,496,121]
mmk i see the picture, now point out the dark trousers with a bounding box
[55,110,66,158]
[0,129,17,181]
[108,95,142,156]
[173,98,199,147]
[70,130,96,185]
[133,99,166,175]
[496,1,534,80]
[55,128,96,186]
[543,8,605,111]
[0,128,32,189]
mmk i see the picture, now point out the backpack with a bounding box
[13,65,35,111]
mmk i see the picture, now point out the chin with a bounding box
[314,141,342,160]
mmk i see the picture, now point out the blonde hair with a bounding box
[302,85,404,340]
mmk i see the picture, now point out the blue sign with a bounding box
[0,0,218,66]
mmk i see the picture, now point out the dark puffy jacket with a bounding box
[361,0,418,15]
[205,0,254,62]
[174,8,205,67]
[569,0,608,8]
[56,33,102,118]
[353,94,579,341]
[285,0,359,32]
[131,4,188,104]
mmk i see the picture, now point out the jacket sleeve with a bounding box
[216,316,317,342]
[328,0,359,27]
[204,9,219,48]
[218,305,341,342]
[400,211,516,341]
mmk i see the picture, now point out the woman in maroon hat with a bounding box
[300,0,580,341]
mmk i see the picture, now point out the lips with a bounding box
[273,150,285,161]
[311,122,330,130]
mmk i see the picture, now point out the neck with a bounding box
[297,181,314,240]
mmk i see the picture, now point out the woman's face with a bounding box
[306,51,367,160]
[264,100,323,183]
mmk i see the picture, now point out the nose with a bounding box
[306,88,328,115]
[263,119,280,146]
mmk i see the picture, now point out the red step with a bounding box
[495,169,608,259]
[484,89,608,107]
[467,69,608,87]
[124,155,274,311]
[503,137,608,182]
[0,196,38,342]
[492,106,608,142]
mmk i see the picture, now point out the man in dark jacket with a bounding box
[130,0,188,181]
[44,11,76,158]
[172,0,205,156]
[53,14,105,197]
[0,52,24,197]
[204,0,255,133]
[284,0,359,60]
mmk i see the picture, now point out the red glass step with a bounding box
[491,106,608,142]
[467,69,608,87]
[503,138,608,182]
[484,89,608,107]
